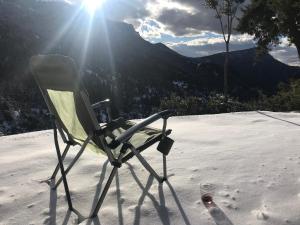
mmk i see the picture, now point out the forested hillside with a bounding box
[0,0,299,135]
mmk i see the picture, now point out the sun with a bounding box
[83,0,104,14]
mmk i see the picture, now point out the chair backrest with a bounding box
[30,54,103,150]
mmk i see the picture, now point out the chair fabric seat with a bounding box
[47,88,170,159]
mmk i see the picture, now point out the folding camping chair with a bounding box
[29,55,174,219]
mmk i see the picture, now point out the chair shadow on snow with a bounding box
[256,111,300,127]
[49,179,57,225]
[48,179,72,225]
[48,160,109,225]
[48,160,191,225]
[126,162,191,225]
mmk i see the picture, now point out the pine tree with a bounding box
[237,0,300,60]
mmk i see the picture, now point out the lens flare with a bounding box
[83,0,104,14]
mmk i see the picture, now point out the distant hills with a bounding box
[0,0,300,134]
[195,48,300,99]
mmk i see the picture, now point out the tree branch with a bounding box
[214,6,227,42]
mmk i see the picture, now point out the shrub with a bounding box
[253,79,300,112]
[160,93,251,115]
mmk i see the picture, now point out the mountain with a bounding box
[195,49,300,99]
[0,0,299,134]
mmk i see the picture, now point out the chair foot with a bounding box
[160,177,167,183]
[38,177,52,185]
[48,178,57,190]
[76,215,97,225]
[71,207,87,224]
[41,177,57,190]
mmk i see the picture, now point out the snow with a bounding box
[1,111,300,225]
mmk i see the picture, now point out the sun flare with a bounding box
[83,0,104,14]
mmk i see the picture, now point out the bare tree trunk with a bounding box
[295,42,300,61]
[224,41,229,99]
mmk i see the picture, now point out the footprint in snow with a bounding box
[189,167,199,172]
[127,205,137,212]
[252,210,269,221]
[0,187,8,195]
[221,200,238,210]
[218,191,230,198]
[257,178,265,183]
[167,173,175,178]
[94,172,101,178]
[189,175,195,180]
[27,203,35,208]
[251,119,267,123]
[41,209,49,216]
[195,199,202,205]
[200,183,216,194]
[43,216,50,225]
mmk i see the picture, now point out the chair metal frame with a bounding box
[50,102,172,220]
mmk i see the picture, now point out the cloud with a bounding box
[166,33,299,66]
[70,0,299,65]
[167,34,255,57]
[95,0,238,37]
[135,19,165,39]
[153,0,250,36]
[146,0,197,16]
[74,0,247,37]
[156,8,220,36]
[177,34,254,46]
[270,46,300,66]
[101,0,150,21]
[267,37,300,66]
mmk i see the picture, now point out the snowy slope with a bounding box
[1,111,300,225]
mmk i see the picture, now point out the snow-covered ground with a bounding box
[1,111,300,225]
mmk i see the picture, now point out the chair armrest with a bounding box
[91,99,110,110]
[91,99,112,122]
[115,110,173,144]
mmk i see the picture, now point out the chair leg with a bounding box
[53,136,91,189]
[90,166,118,218]
[54,126,73,210]
[51,144,70,179]
[163,154,167,181]
[129,145,164,183]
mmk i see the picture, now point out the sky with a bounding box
[73,0,299,66]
